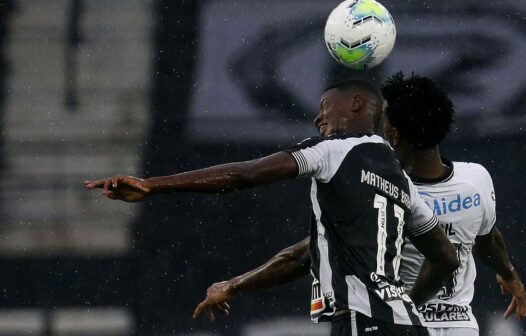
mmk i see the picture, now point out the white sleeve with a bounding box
[476,166,497,236]
[288,139,354,183]
[405,176,439,237]
[289,141,332,182]
[287,135,386,183]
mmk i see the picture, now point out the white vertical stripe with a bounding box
[387,299,420,325]
[373,194,388,276]
[310,181,335,306]
[351,310,358,336]
[345,275,372,317]
[392,203,405,281]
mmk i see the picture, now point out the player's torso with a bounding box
[400,161,491,329]
[310,136,417,324]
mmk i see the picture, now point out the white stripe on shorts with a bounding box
[351,310,358,336]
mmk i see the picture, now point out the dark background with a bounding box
[0,0,525,335]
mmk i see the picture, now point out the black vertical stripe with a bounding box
[368,291,395,324]
[402,300,423,327]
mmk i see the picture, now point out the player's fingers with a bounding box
[205,307,215,322]
[216,303,229,315]
[84,179,105,189]
[518,297,526,317]
[113,175,129,189]
[102,179,112,195]
[84,181,95,189]
[193,302,205,319]
[220,302,231,310]
[504,298,517,319]
[112,177,119,189]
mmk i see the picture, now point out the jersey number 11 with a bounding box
[374,193,405,281]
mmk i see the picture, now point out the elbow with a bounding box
[225,163,260,190]
[212,166,255,192]
[276,245,311,274]
[222,172,249,191]
[276,247,301,265]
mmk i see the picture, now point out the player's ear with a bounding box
[351,94,365,112]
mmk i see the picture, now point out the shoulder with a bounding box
[289,136,325,150]
[453,161,493,182]
[452,161,494,195]
[289,133,387,151]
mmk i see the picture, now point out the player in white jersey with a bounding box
[399,162,492,334]
[86,79,459,335]
[381,72,525,335]
[193,73,526,335]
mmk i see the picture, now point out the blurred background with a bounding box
[0,0,525,335]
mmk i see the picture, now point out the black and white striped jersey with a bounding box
[286,133,438,326]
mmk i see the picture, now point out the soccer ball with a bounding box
[324,0,396,70]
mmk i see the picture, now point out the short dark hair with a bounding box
[325,78,383,106]
[325,79,384,130]
[381,72,455,149]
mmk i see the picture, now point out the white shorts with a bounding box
[427,327,478,336]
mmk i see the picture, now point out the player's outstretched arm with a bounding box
[409,226,460,308]
[84,152,298,202]
[193,237,311,322]
[473,226,526,320]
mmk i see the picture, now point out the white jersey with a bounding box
[399,160,496,330]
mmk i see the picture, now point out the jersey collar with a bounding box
[409,158,454,185]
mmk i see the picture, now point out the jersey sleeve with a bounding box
[285,137,349,183]
[405,175,439,237]
[475,165,497,235]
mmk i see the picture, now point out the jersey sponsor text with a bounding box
[419,303,471,322]
[420,192,481,216]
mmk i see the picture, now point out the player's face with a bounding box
[314,89,354,137]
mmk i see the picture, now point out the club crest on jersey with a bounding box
[419,192,481,216]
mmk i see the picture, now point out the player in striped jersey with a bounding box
[193,73,526,335]
[86,79,459,335]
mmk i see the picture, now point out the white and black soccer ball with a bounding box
[324,0,396,70]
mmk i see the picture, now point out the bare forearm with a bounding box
[409,226,459,307]
[145,152,298,194]
[474,227,515,281]
[409,260,455,307]
[229,237,311,295]
[146,162,256,194]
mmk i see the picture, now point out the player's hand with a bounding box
[84,176,150,202]
[497,273,526,320]
[193,281,235,322]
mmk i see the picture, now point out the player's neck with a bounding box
[401,146,448,179]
